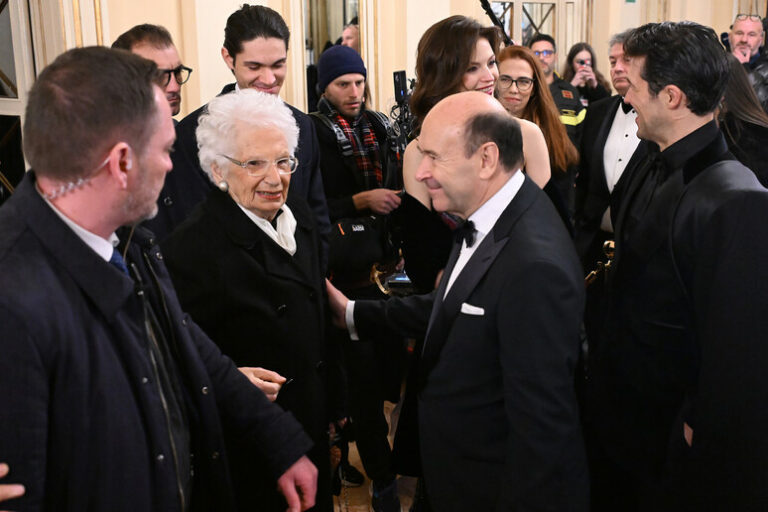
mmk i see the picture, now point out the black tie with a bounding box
[455,220,476,248]
[620,99,633,114]
[109,248,130,276]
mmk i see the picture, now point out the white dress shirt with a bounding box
[600,103,640,232]
[345,170,525,339]
[40,190,119,262]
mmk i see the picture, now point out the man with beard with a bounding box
[310,44,403,512]
[112,24,191,118]
[0,47,317,512]
[728,14,768,111]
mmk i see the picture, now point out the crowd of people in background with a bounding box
[2,4,768,512]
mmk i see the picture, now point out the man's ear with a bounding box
[665,84,686,110]
[106,142,132,189]
[477,142,500,180]
[221,47,235,71]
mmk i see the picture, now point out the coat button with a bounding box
[201,386,209,395]
[316,360,325,370]
[182,318,188,326]
[155,251,163,260]
[211,451,220,460]
[142,377,149,384]
[277,304,287,316]
[163,196,173,206]
[148,237,155,246]
[308,291,315,299]
[157,454,165,462]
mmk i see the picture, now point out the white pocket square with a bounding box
[460,303,485,316]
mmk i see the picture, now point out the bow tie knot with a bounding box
[455,220,477,248]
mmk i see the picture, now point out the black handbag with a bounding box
[328,215,396,277]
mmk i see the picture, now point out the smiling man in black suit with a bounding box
[327,91,588,512]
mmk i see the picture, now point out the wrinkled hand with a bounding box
[239,367,287,401]
[0,463,24,505]
[355,188,402,214]
[325,279,349,329]
[276,456,317,512]
[733,48,750,64]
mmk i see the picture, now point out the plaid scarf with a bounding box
[318,97,383,190]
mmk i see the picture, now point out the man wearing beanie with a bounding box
[310,44,404,512]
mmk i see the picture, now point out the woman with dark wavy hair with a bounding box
[399,15,552,291]
[497,45,580,224]
[562,42,611,105]
[720,52,768,187]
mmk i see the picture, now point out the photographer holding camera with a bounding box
[563,42,612,106]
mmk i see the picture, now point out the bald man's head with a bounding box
[414,92,523,218]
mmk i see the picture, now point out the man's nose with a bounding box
[261,68,276,85]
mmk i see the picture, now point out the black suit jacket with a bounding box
[145,84,330,257]
[574,95,646,269]
[591,125,768,508]
[161,190,336,511]
[356,176,589,511]
[0,173,312,511]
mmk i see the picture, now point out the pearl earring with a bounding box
[217,181,229,192]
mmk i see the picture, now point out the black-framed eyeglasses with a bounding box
[220,155,298,177]
[735,14,762,22]
[498,75,535,92]
[533,49,554,57]
[157,65,193,86]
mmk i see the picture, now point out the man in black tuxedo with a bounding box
[145,4,330,253]
[588,22,768,510]
[575,28,645,271]
[327,91,588,511]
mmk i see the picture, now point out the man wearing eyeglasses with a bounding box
[528,33,585,146]
[112,24,191,118]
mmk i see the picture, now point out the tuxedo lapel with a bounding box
[419,176,538,379]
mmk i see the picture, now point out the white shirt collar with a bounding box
[236,203,298,255]
[467,169,525,238]
[39,190,119,262]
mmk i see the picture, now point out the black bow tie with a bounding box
[455,220,477,248]
[620,98,633,114]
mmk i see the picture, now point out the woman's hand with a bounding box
[238,367,287,401]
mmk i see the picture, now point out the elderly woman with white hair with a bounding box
[162,89,337,512]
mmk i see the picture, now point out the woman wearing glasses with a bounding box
[162,89,337,512]
[562,42,611,106]
[496,45,579,227]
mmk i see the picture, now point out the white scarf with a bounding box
[236,203,298,256]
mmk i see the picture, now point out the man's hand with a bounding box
[276,456,317,512]
[238,367,287,402]
[325,279,349,329]
[0,463,24,505]
[353,188,402,214]
[733,48,750,64]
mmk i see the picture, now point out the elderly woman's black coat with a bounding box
[162,188,337,512]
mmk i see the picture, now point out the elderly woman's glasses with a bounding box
[157,65,193,86]
[498,75,535,92]
[220,155,298,176]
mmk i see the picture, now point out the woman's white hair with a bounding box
[196,88,299,182]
